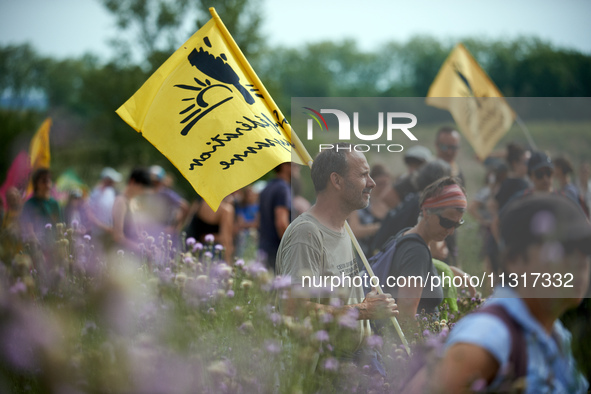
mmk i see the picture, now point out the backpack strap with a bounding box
[474,304,528,380]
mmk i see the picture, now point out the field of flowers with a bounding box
[0,224,483,393]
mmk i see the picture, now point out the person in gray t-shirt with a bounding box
[276,144,398,361]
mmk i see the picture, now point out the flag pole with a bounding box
[208,7,409,354]
[514,115,537,151]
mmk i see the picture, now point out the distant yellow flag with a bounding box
[29,118,51,170]
[117,8,297,211]
[426,43,515,160]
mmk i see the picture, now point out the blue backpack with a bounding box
[360,234,416,295]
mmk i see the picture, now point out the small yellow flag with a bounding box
[117,9,296,211]
[29,118,51,170]
[426,43,515,160]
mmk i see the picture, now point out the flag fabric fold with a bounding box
[426,43,515,160]
[117,8,297,211]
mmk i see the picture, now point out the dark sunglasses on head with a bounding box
[438,144,459,152]
[437,215,464,229]
[534,167,553,179]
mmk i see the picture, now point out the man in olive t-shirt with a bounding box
[275,144,398,362]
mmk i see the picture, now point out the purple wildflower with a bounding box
[10,281,27,294]
[422,330,430,337]
[338,308,359,329]
[83,234,91,241]
[272,275,291,289]
[226,290,234,298]
[186,237,196,247]
[204,251,213,259]
[264,340,281,354]
[269,312,281,325]
[321,312,334,324]
[244,261,268,277]
[192,242,203,252]
[323,357,339,371]
[183,255,193,264]
[315,330,330,342]
[71,219,79,229]
[45,223,52,230]
[204,234,215,244]
[366,335,383,348]
[235,259,245,267]
[215,244,224,251]
[329,298,343,307]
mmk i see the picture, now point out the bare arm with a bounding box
[112,196,139,252]
[274,206,290,238]
[431,343,499,393]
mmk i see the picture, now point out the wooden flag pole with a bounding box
[210,7,410,355]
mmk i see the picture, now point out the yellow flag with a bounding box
[426,43,515,160]
[117,8,298,211]
[29,118,51,170]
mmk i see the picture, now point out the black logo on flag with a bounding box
[175,36,263,136]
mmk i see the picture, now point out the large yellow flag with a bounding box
[29,118,51,170]
[426,43,515,160]
[117,8,299,211]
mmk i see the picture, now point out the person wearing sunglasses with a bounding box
[528,150,554,193]
[381,176,467,320]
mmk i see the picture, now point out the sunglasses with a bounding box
[534,167,553,179]
[436,214,464,229]
[438,144,459,152]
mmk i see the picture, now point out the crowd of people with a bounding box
[1,125,590,392]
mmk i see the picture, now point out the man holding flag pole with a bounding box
[116,7,411,358]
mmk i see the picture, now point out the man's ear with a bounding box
[330,172,342,190]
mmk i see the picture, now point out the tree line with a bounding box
[1,0,590,189]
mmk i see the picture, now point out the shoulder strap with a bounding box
[474,304,527,380]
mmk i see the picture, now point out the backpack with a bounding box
[359,232,417,295]
[399,303,527,393]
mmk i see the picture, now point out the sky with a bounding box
[1,0,590,61]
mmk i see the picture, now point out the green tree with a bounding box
[100,0,265,71]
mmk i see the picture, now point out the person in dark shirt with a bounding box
[20,168,62,246]
[258,162,291,270]
[383,145,433,209]
[370,159,451,254]
[494,143,531,211]
[383,176,467,320]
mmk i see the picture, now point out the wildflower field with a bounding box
[0,224,486,393]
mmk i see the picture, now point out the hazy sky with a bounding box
[1,0,590,60]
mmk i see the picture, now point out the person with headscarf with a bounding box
[382,177,468,319]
